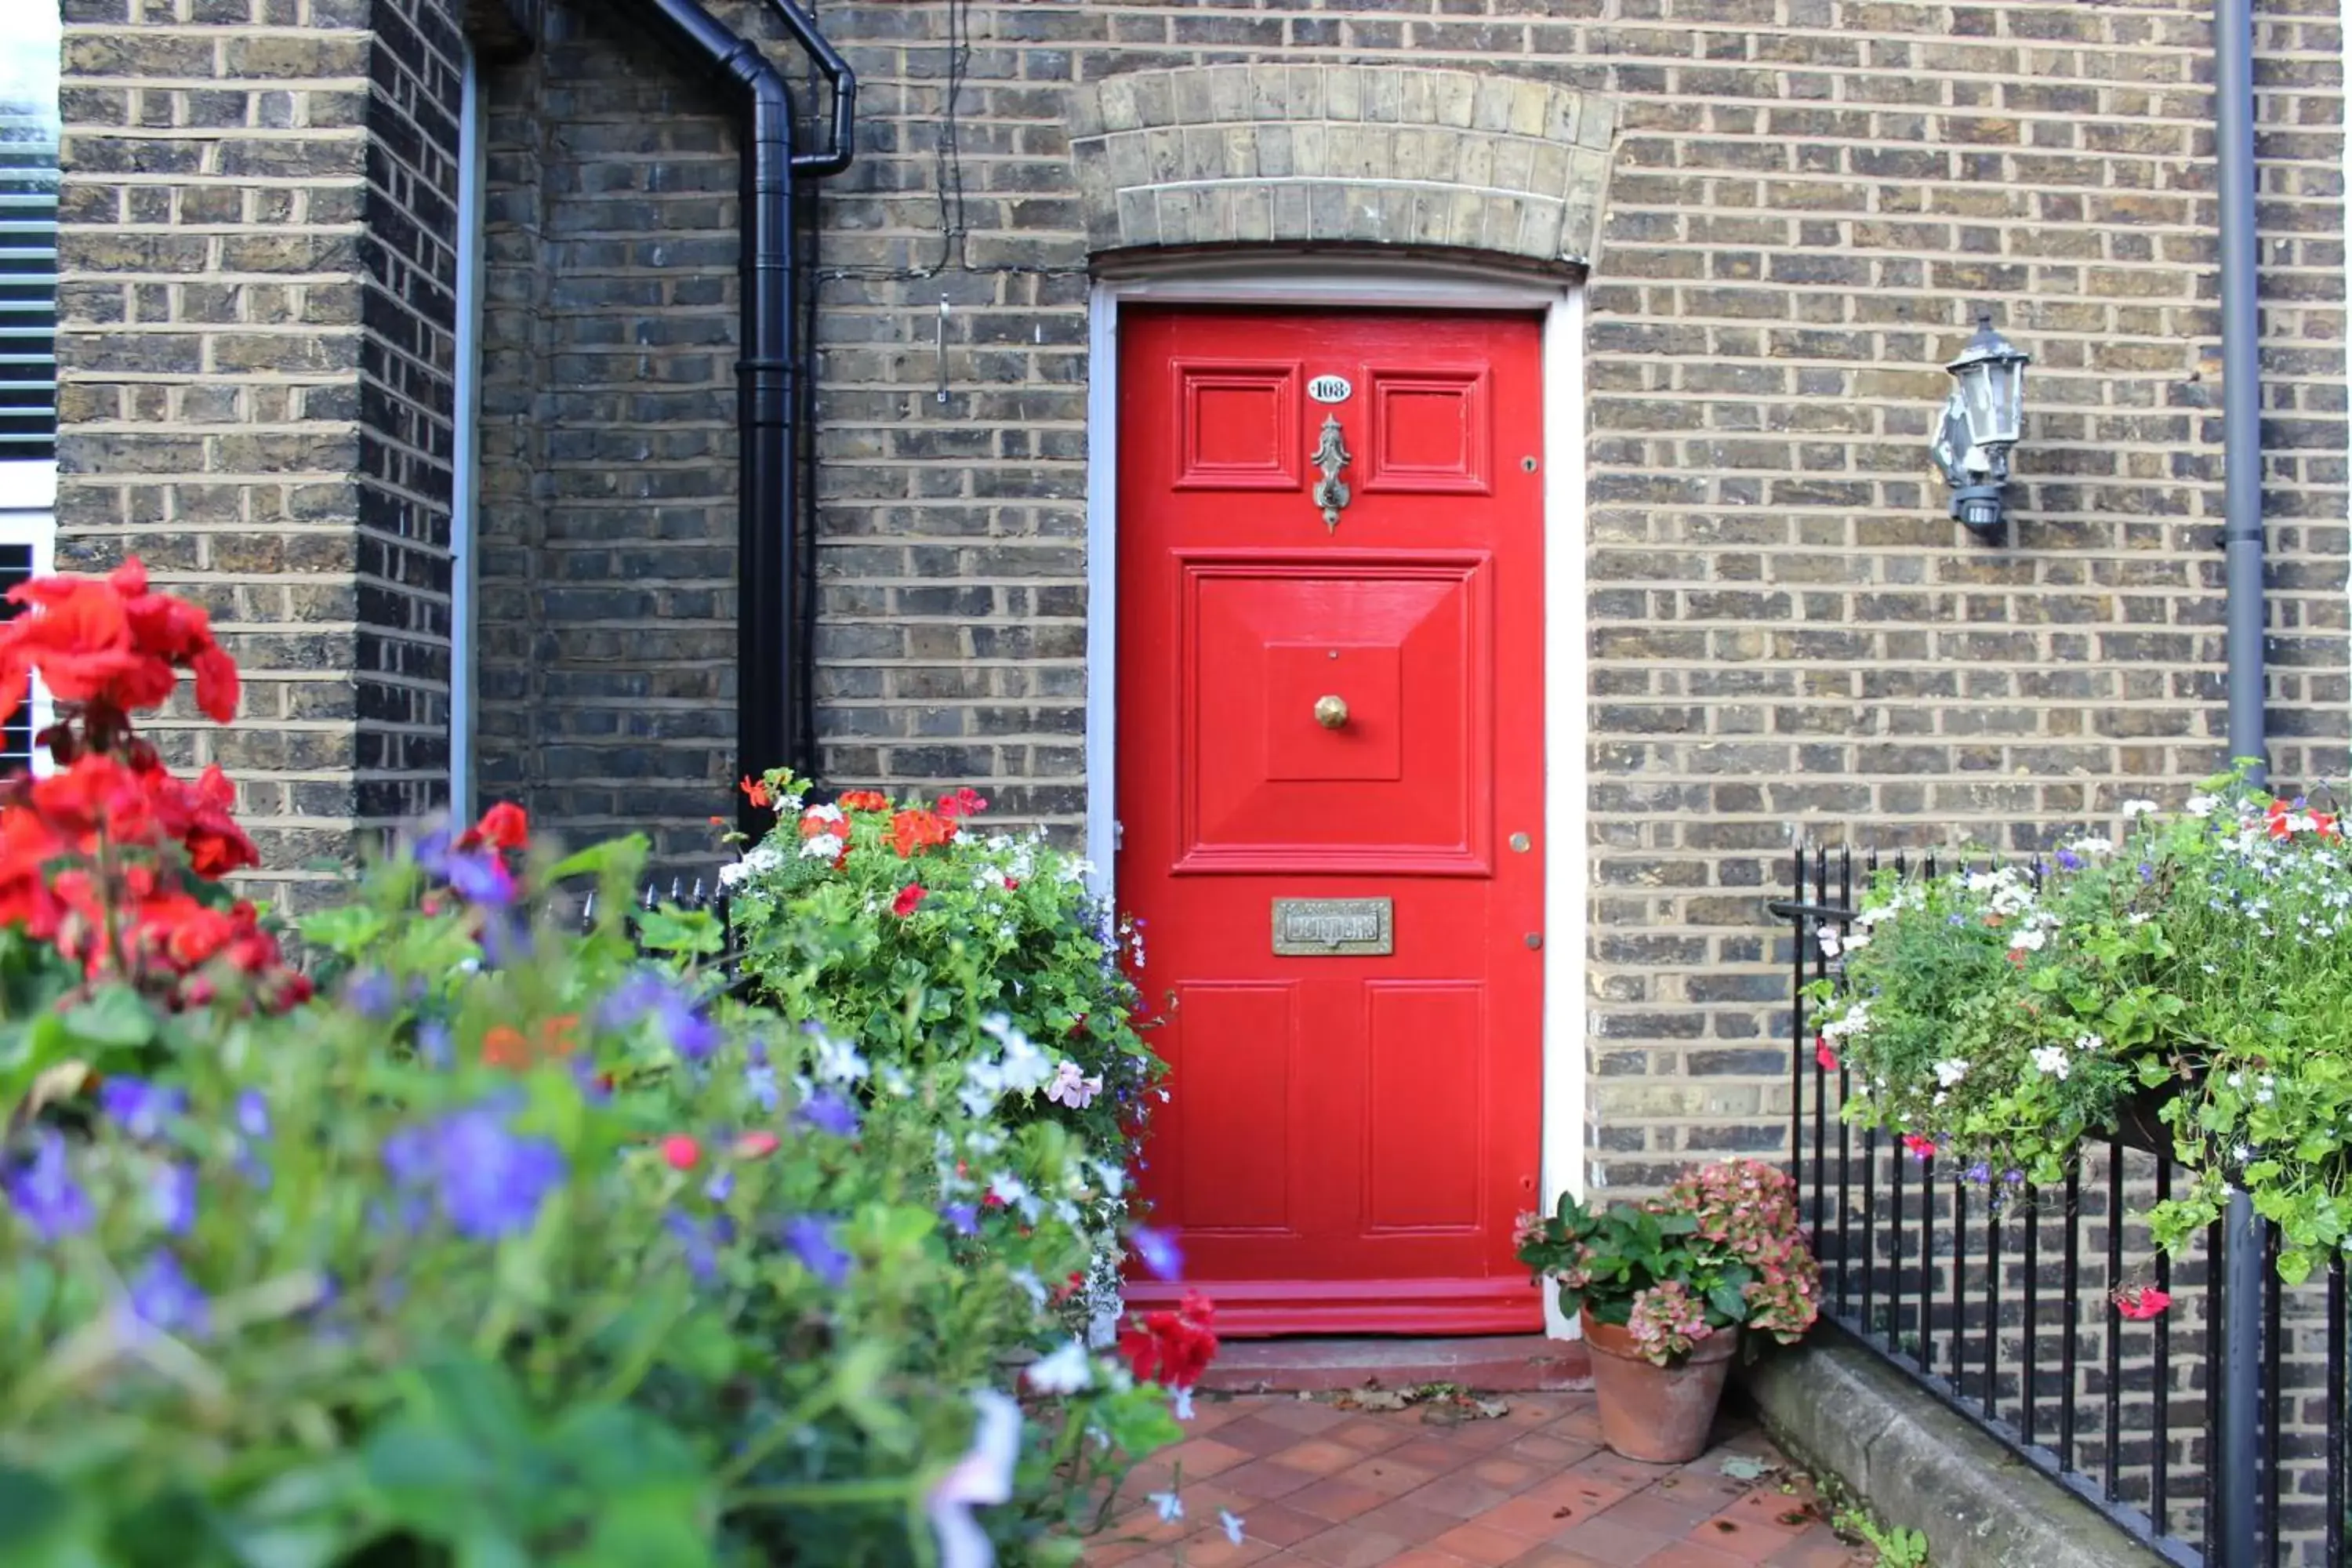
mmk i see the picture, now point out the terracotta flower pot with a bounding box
[1580,1307,1737,1464]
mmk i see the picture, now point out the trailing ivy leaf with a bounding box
[633,906,724,958]
[297,905,387,960]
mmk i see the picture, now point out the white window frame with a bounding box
[0,457,56,773]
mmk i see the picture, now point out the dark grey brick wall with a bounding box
[472,0,742,866]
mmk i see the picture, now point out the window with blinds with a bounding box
[0,85,56,461]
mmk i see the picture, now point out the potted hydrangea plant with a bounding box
[1515,1159,1820,1462]
[1806,772,2352,1287]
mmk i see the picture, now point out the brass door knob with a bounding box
[1313,694,1349,729]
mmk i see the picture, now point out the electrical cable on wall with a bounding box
[930,0,971,274]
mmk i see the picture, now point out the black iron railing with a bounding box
[1775,847,2347,1568]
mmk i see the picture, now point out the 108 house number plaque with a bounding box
[1271,898,1393,956]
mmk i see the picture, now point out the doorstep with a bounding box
[1200,1335,1594,1394]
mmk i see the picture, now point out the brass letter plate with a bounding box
[1272,897,1392,956]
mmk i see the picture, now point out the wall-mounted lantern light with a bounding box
[1930,311,2031,538]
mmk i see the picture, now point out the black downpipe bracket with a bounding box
[2212,0,2263,1560]
[620,0,853,834]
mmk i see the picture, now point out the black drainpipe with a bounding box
[2212,0,2262,1560]
[623,0,854,829]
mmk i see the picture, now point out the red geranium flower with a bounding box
[0,558,239,740]
[838,789,891,812]
[1120,1291,1219,1390]
[892,884,927,918]
[741,775,773,809]
[890,808,953,858]
[661,1134,702,1171]
[1901,1134,1937,1160]
[1815,1036,1838,1072]
[936,786,988,819]
[2114,1285,2172,1320]
[463,800,529,852]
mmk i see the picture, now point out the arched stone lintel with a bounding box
[1070,64,1617,267]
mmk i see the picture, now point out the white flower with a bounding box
[2030,1044,2071,1080]
[1933,1058,1970,1088]
[1171,1386,1196,1421]
[927,1392,1022,1568]
[800,833,844,861]
[1024,1341,1095,1395]
[1009,1268,1048,1307]
[803,802,845,826]
[1149,1492,1184,1524]
[2187,793,2218,818]
[2122,800,2160,819]
[1220,1511,1247,1547]
[1815,927,1842,958]
[2009,927,2047,953]
[719,859,751,888]
[2074,1033,2103,1052]
[2063,836,2113,857]
[1841,931,1871,954]
[810,1029,869,1085]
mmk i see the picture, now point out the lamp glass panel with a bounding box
[1957,361,1998,445]
[1984,361,2024,445]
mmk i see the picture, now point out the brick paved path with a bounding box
[1086,1391,1873,1567]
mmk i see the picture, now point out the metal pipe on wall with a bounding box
[617,0,853,833]
[2212,0,2264,1559]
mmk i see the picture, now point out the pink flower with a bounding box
[2114,1285,2172,1320]
[660,1134,702,1171]
[1815,1035,1838,1072]
[1901,1134,1937,1160]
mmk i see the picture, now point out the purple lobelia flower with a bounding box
[5,1131,92,1242]
[1130,1225,1182,1280]
[415,829,514,908]
[797,1091,860,1139]
[124,1250,209,1339]
[2057,849,2084,873]
[100,1078,186,1142]
[347,969,397,1018]
[231,1089,273,1188]
[667,1211,722,1284]
[382,1101,567,1242]
[151,1161,198,1236]
[784,1215,851,1287]
[745,1062,780,1112]
[601,969,721,1062]
[477,912,532,968]
[416,1020,454,1069]
[941,1202,981,1238]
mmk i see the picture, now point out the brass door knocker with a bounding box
[1311,415,1352,532]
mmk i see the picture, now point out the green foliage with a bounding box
[1810,768,2352,1283]
[1514,1159,1818,1365]
[1835,1508,1930,1566]
[723,773,1163,1327]
[0,822,1183,1566]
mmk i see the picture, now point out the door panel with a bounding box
[1118,307,1545,1336]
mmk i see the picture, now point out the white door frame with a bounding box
[1082,255,1591,1338]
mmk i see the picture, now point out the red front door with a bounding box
[1116,307,1545,1335]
